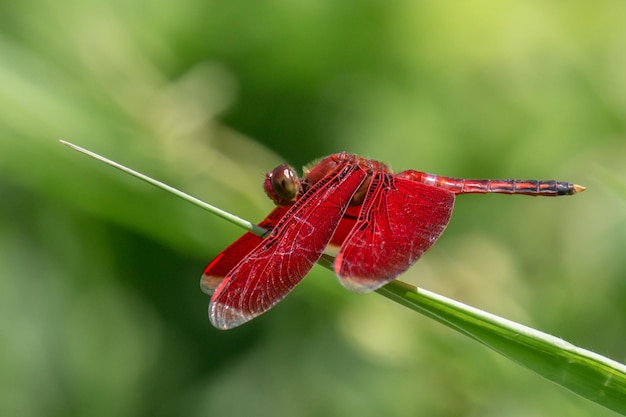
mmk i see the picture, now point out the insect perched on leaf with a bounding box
[201,152,584,329]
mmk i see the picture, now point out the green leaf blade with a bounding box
[61,141,626,415]
[378,281,626,415]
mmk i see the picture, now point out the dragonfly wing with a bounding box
[335,174,455,293]
[210,163,367,329]
[200,207,290,295]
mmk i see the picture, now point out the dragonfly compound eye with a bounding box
[271,164,300,201]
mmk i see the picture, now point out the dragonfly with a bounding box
[201,152,584,329]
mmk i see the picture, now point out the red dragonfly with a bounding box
[201,152,584,329]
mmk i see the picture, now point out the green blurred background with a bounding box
[1,1,625,416]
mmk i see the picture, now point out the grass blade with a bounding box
[59,140,266,237]
[61,140,626,415]
[377,281,626,415]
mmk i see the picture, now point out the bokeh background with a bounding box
[1,1,625,416]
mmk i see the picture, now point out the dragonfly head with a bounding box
[264,164,301,206]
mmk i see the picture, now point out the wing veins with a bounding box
[210,160,367,329]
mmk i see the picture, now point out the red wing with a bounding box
[334,173,455,293]
[326,205,360,256]
[210,164,367,329]
[200,206,290,295]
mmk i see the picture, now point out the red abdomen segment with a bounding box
[397,170,585,196]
